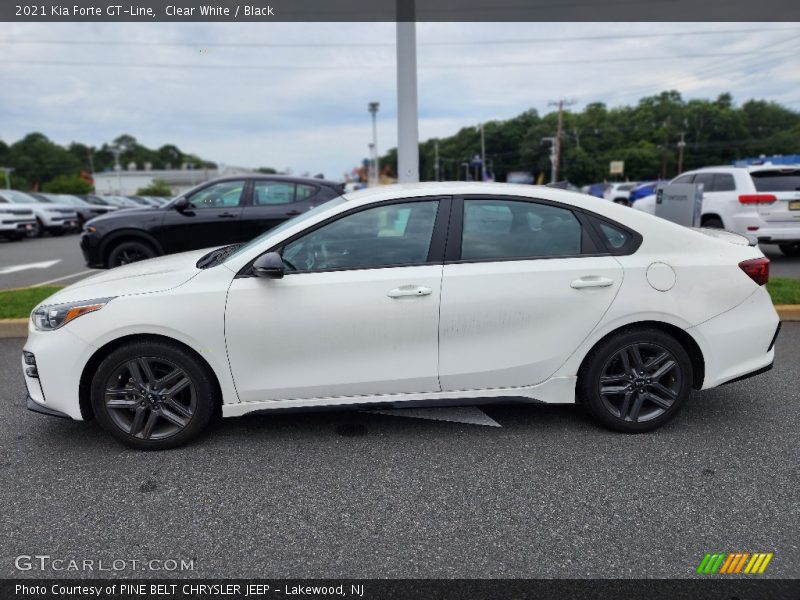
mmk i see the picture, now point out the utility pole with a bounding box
[661,115,672,180]
[110,146,122,194]
[541,137,557,184]
[433,139,440,181]
[368,101,380,186]
[396,1,419,183]
[677,131,686,175]
[548,99,575,182]
[478,123,486,181]
[1,167,13,189]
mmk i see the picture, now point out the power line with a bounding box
[0,26,796,49]
[2,47,798,73]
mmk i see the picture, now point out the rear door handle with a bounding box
[571,276,614,289]
[217,212,238,218]
[286,210,303,216]
[387,285,433,298]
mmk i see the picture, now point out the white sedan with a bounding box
[22,182,780,449]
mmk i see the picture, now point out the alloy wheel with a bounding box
[598,342,682,423]
[116,248,148,265]
[103,356,196,440]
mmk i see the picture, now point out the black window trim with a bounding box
[445,194,641,265]
[236,196,453,278]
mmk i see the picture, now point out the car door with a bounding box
[241,181,322,240]
[225,197,449,402]
[157,179,247,253]
[438,196,624,391]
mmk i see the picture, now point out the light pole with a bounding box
[396,18,419,183]
[1,167,13,189]
[368,101,380,186]
[478,123,486,181]
[110,146,123,194]
[542,137,557,183]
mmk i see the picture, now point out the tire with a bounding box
[50,229,65,236]
[578,327,693,433]
[613,198,630,206]
[702,216,724,229]
[107,240,157,267]
[91,341,217,450]
[778,242,800,258]
[33,218,44,238]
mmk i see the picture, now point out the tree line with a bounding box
[380,91,800,184]
[0,133,214,193]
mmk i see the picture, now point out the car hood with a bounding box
[90,206,163,223]
[41,249,211,305]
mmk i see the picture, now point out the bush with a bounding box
[42,174,92,194]
[136,179,173,196]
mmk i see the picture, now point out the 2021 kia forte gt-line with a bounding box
[22,183,780,449]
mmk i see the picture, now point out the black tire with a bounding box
[9,232,25,241]
[778,242,800,258]
[91,341,217,450]
[50,229,65,236]
[578,327,693,433]
[613,198,630,206]
[107,240,157,267]
[33,218,44,238]
[702,216,724,229]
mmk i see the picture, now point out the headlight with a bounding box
[31,298,114,331]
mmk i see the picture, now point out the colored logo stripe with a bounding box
[697,552,773,574]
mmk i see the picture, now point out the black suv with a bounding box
[80,175,344,268]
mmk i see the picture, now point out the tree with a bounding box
[136,179,173,196]
[42,173,93,194]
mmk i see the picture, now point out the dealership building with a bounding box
[92,164,252,196]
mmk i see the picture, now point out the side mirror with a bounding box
[174,197,190,212]
[252,252,284,279]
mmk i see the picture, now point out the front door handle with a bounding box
[387,285,433,298]
[217,212,238,218]
[286,210,303,216]
[571,276,614,289]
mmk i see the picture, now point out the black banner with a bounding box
[2,579,799,600]
[3,0,800,22]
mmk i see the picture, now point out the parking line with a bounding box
[31,270,97,287]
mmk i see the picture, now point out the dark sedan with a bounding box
[80,175,344,268]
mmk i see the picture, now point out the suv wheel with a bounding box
[779,242,800,258]
[108,240,157,267]
[578,328,693,433]
[91,341,216,450]
[702,216,724,229]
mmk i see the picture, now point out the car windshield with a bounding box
[225,196,347,263]
[1,190,39,203]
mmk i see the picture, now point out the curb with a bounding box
[1,306,799,339]
[0,319,29,339]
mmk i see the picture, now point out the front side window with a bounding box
[188,180,245,209]
[693,173,716,192]
[253,182,296,206]
[461,199,582,260]
[672,174,695,185]
[281,200,439,272]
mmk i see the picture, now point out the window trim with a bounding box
[185,178,250,210]
[445,194,641,265]
[236,196,453,278]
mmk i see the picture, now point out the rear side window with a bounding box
[750,170,800,192]
[693,173,716,191]
[461,199,582,260]
[713,174,736,192]
[598,222,632,250]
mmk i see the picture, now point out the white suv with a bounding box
[603,182,638,205]
[633,164,800,256]
[0,190,79,236]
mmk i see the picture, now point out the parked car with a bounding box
[81,175,345,268]
[25,182,778,449]
[628,181,660,204]
[587,183,611,198]
[633,165,800,256]
[96,195,140,209]
[0,196,36,240]
[0,190,79,236]
[30,193,115,227]
[603,182,638,205]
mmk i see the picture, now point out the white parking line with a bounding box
[0,260,60,275]
[31,270,97,287]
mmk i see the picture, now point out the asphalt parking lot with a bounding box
[1,326,798,579]
[2,235,799,291]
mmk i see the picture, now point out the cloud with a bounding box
[0,22,798,179]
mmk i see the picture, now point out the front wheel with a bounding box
[779,242,800,258]
[107,240,157,267]
[91,341,217,450]
[578,328,693,433]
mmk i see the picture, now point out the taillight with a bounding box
[739,257,770,286]
[739,194,776,204]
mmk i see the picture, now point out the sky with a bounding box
[1,22,799,179]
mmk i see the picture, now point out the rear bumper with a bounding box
[688,287,779,389]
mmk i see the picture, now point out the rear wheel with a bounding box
[107,240,157,267]
[578,328,693,433]
[779,242,800,258]
[702,216,724,229]
[91,341,216,450]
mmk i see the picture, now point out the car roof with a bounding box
[692,164,800,174]
[213,174,343,188]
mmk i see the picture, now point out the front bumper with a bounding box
[80,232,105,268]
[26,395,70,419]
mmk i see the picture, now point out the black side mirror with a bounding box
[174,197,190,212]
[252,252,285,279]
